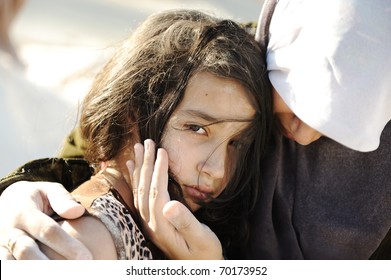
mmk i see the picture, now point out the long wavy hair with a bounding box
[79,9,272,254]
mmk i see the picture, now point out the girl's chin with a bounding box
[186,200,201,212]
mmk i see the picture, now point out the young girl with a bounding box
[15,9,271,260]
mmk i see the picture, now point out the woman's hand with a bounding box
[129,139,224,260]
[0,181,92,260]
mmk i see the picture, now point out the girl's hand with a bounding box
[0,181,92,260]
[129,139,224,260]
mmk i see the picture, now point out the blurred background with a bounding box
[0,0,264,177]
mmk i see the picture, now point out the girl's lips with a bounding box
[183,185,212,201]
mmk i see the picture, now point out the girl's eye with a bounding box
[186,124,207,135]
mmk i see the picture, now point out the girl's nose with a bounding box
[198,143,226,180]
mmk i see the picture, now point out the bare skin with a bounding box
[272,88,322,145]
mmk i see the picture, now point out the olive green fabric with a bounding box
[0,157,93,194]
[0,126,90,194]
[58,127,86,159]
[240,21,257,37]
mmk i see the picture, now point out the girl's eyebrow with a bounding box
[179,109,254,124]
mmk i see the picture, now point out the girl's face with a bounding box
[161,72,256,212]
[273,88,322,145]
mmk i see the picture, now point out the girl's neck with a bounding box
[102,144,135,206]
[99,166,135,213]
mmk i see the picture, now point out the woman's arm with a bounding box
[0,181,92,260]
[39,215,117,260]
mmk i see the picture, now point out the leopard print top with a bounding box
[88,190,153,260]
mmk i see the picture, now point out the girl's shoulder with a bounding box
[89,191,154,260]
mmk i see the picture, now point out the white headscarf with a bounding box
[264,0,391,152]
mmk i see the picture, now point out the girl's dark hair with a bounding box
[80,9,272,253]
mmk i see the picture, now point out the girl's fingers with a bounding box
[132,143,144,211]
[163,201,223,259]
[127,159,137,207]
[149,148,171,226]
[129,140,223,260]
[135,140,156,222]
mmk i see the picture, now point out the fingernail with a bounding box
[144,139,149,150]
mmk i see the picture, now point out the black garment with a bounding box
[238,121,391,259]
